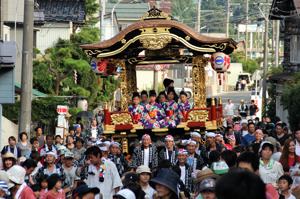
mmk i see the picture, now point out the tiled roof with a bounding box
[106,3,149,20]
[37,0,85,23]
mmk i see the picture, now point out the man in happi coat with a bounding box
[108,142,127,176]
[186,139,206,175]
[158,135,178,165]
[131,134,158,170]
[176,148,193,193]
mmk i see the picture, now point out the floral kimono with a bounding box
[164,100,180,128]
[144,102,166,129]
[128,104,147,126]
[178,101,193,121]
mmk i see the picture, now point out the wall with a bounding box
[3,25,10,41]
[36,22,72,53]
[136,70,164,91]
[9,27,23,83]
[276,84,289,125]
[1,0,24,23]
[0,116,18,149]
[95,14,119,41]
[227,63,243,86]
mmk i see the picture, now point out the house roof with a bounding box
[269,0,298,20]
[36,0,85,23]
[15,82,47,97]
[106,3,150,20]
[268,72,294,83]
[81,18,237,54]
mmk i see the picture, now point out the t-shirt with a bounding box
[180,166,186,184]
[249,104,258,116]
[44,190,66,199]
[144,148,150,167]
[85,159,122,199]
[287,194,297,199]
[142,184,156,199]
[259,159,284,184]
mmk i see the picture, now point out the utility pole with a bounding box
[258,2,269,115]
[226,0,230,37]
[0,0,2,40]
[99,0,102,40]
[19,0,34,137]
[245,0,249,60]
[275,20,280,67]
[196,0,202,32]
[100,0,106,41]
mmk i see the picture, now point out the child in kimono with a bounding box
[128,92,147,126]
[140,90,149,108]
[178,91,193,122]
[144,90,166,129]
[157,91,168,110]
[164,88,180,128]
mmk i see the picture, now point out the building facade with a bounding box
[269,0,300,124]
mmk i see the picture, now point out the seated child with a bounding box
[178,91,193,122]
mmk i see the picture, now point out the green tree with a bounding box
[230,51,260,74]
[281,73,300,131]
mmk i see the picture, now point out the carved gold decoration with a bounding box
[118,60,131,111]
[126,63,137,93]
[185,36,190,41]
[188,110,209,122]
[122,138,129,153]
[211,98,215,106]
[218,97,222,105]
[86,33,215,58]
[111,112,133,125]
[192,56,209,108]
[202,43,228,51]
[141,6,171,20]
[84,49,102,57]
[140,35,172,50]
[205,121,218,130]
[139,28,172,50]
[121,39,126,44]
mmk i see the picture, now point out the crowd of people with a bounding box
[0,78,299,199]
[0,111,299,199]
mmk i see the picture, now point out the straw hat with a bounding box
[194,168,219,184]
[2,152,16,160]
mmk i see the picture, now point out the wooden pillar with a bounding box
[130,64,137,92]
[119,60,130,111]
[211,98,217,126]
[103,102,111,127]
[192,55,208,108]
[218,97,223,118]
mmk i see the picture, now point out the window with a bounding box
[290,35,300,63]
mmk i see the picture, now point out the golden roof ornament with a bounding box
[141,6,171,20]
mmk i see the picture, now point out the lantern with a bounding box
[90,58,108,74]
[210,52,230,73]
